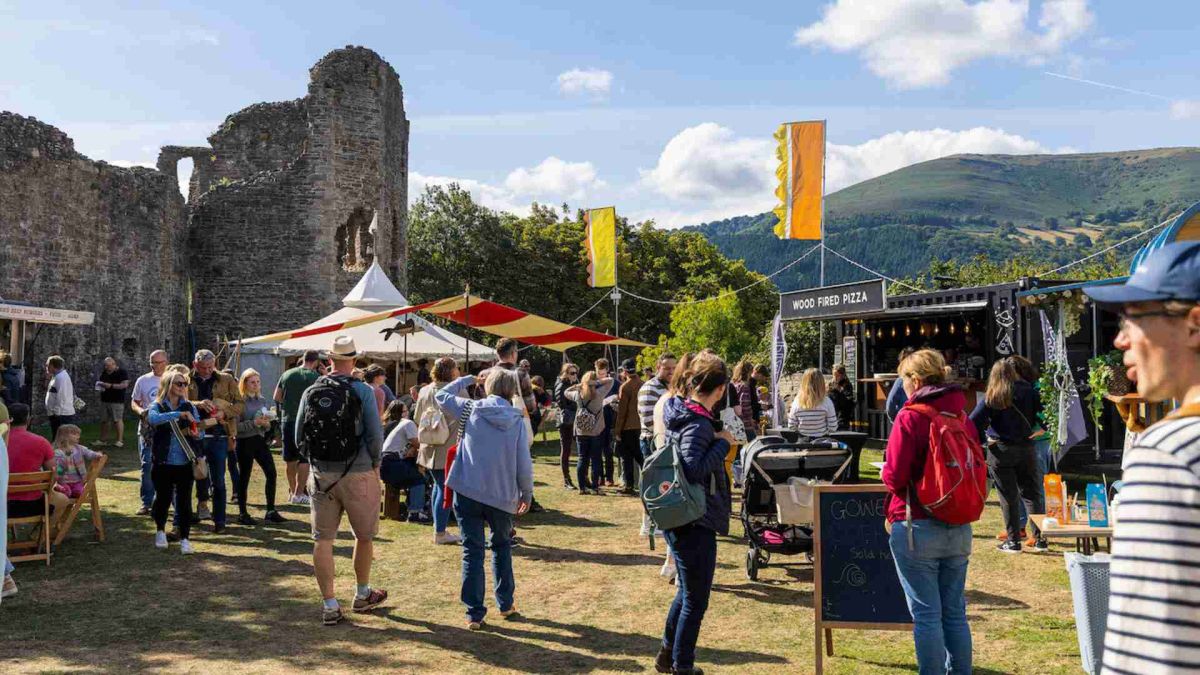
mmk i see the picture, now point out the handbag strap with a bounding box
[168,419,199,463]
[456,400,475,444]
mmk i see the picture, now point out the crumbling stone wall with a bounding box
[0,112,190,417]
[185,46,409,347]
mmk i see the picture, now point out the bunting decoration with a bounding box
[585,206,617,287]
[240,294,649,352]
[773,121,825,241]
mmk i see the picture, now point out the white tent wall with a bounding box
[239,352,286,395]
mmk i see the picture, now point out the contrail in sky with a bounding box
[1043,71,1172,101]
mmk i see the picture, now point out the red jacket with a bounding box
[880,384,976,524]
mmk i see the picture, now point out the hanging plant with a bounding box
[1019,289,1088,336]
[1038,361,1066,453]
[1085,355,1113,431]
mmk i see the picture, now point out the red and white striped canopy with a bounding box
[240,294,649,352]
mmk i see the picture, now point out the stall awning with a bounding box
[870,300,988,319]
[1016,277,1127,300]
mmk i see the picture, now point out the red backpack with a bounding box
[905,403,988,526]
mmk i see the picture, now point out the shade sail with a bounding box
[241,294,649,352]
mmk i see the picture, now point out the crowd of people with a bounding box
[3,240,1199,675]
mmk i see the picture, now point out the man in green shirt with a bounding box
[274,350,322,505]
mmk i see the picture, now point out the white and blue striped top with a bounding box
[1103,414,1200,675]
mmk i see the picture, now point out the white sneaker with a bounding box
[640,514,652,537]
[289,494,303,505]
[298,494,311,505]
[660,559,677,578]
[1,575,17,598]
[155,531,168,549]
[180,539,194,555]
[434,531,462,545]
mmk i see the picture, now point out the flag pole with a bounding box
[818,120,827,373]
[613,220,621,366]
[464,285,471,370]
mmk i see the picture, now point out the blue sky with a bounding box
[2,0,1197,226]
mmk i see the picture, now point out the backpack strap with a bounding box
[310,376,364,496]
[456,400,475,444]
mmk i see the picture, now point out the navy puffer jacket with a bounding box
[663,396,732,534]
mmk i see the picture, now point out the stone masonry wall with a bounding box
[0,112,190,418]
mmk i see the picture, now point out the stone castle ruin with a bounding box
[0,46,408,417]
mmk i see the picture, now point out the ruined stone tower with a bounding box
[161,46,410,346]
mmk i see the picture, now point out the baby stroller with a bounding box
[739,435,853,581]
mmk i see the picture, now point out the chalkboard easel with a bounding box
[813,484,913,674]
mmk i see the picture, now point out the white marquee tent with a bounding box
[233,262,492,390]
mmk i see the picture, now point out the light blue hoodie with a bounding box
[436,375,534,514]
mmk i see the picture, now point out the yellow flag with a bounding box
[586,206,617,287]
[773,121,825,240]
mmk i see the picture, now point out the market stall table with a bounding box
[1029,514,1113,555]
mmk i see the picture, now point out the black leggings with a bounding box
[152,464,194,539]
[988,441,1043,541]
[619,429,643,488]
[558,425,575,483]
[236,435,277,513]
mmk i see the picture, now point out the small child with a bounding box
[52,424,104,499]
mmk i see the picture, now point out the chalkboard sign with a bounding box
[813,485,912,673]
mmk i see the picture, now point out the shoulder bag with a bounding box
[170,418,208,481]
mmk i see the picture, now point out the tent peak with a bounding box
[343,261,407,309]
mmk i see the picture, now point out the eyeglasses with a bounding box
[1117,308,1191,332]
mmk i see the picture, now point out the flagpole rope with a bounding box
[618,242,822,306]
[820,244,925,293]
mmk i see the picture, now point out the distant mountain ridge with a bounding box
[687,147,1200,291]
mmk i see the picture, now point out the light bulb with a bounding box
[950,322,956,335]
[891,326,896,337]
[905,324,911,336]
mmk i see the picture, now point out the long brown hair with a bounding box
[732,359,752,384]
[685,352,728,396]
[985,360,1017,409]
[668,353,695,397]
[579,371,598,400]
[794,368,827,410]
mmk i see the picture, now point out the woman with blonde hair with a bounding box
[881,349,977,673]
[147,370,202,553]
[566,370,614,494]
[970,359,1045,553]
[788,368,838,437]
[234,369,283,526]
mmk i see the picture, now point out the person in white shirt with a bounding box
[44,355,75,439]
[381,401,429,523]
[130,350,170,515]
[788,368,838,438]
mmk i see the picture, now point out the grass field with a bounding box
[2,422,1084,674]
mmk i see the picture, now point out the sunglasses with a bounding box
[172,380,188,387]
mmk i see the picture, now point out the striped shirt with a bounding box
[788,396,838,438]
[638,377,668,439]
[1102,414,1200,675]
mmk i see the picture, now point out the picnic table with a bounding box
[1029,514,1112,555]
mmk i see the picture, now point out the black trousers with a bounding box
[236,434,277,513]
[618,429,643,488]
[987,441,1043,541]
[558,425,575,483]
[152,464,194,539]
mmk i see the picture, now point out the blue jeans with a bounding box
[640,436,656,459]
[1,437,7,580]
[662,523,717,670]
[889,519,973,675]
[407,480,426,514]
[453,493,515,622]
[197,436,229,526]
[576,435,605,489]
[138,435,155,509]
[431,469,450,533]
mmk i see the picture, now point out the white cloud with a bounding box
[557,68,614,97]
[794,0,1094,88]
[1170,100,1200,120]
[504,156,604,201]
[637,123,1067,227]
[411,157,605,215]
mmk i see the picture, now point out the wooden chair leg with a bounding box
[91,489,105,542]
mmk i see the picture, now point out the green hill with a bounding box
[688,147,1200,291]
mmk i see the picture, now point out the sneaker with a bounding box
[998,540,1022,554]
[467,620,484,631]
[500,606,519,619]
[529,501,545,514]
[197,505,212,521]
[563,481,577,490]
[264,510,286,524]
[289,494,304,505]
[180,539,195,555]
[167,530,181,542]
[655,646,673,674]
[114,440,125,448]
[323,604,344,626]
[996,529,1027,541]
[297,494,311,506]
[434,531,462,545]
[238,513,256,526]
[1029,538,1049,553]
[155,531,168,549]
[407,511,433,524]
[510,535,525,547]
[352,588,388,612]
[213,523,227,534]
[136,505,152,516]
[93,440,109,448]
[2,576,18,599]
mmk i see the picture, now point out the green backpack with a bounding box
[640,434,712,531]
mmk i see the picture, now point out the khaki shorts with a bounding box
[101,403,124,422]
[308,470,380,541]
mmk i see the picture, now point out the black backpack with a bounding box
[300,375,363,464]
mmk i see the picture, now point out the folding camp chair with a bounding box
[6,470,55,565]
[53,454,108,547]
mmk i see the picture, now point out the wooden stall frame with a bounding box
[813,484,913,674]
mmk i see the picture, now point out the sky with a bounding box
[1,0,1197,228]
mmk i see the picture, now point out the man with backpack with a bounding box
[1083,242,1200,674]
[295,335,386,626]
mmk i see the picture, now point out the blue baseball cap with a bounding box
[1085,241,1200,306]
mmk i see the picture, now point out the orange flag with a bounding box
[773,121,825,240]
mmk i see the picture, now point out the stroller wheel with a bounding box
[745,549,759,581]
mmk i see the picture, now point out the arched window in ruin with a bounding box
[336,207,374,272]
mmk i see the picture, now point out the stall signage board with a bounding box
[780,280,886,322]
[842,336,858,384]
[813,484,912,673]
[0,303,94,326]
